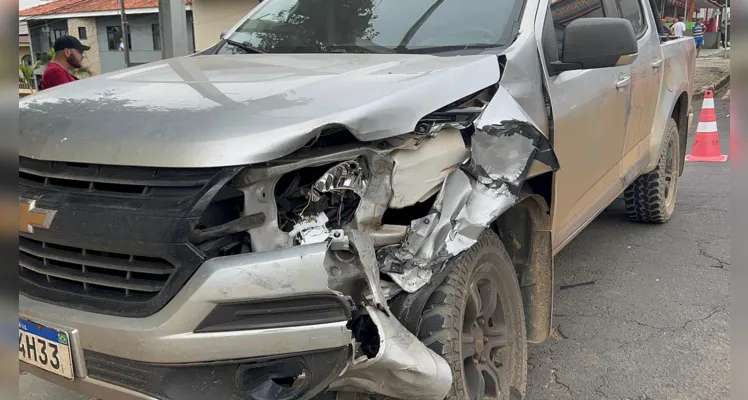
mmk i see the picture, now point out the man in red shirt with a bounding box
[39,35,90,91]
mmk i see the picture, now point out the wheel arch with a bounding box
[492,193,553,344]
[669,90,690,176]
[388,190,555,344]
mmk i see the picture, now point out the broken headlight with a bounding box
[275,160,368,242]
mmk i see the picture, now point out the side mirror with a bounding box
[550,18,638,75]
[220,30,228,40]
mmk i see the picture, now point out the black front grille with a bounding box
[20,236,175,302]
[19,157,221,203]
[18,157,243,317]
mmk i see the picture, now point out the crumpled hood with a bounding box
[20,54,500,168]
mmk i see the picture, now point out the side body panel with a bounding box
[533,0,694,253]
[539,0,634,252]
[619,0,664,183]
[645,38,696,173]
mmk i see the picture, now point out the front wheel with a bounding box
[624,117,681,224]
[418,230,527,400]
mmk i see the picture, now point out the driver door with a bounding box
[543,0,634,252]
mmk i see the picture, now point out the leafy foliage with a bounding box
[250,0,379,53]
[19,61,41,89]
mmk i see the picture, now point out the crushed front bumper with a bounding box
[20,242,352,400]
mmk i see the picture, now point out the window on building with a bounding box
[52,28,68,41]
[551,0,606,58]
[615,0,647,36]
[107,26,131,51]
[152,24,161,51]
[78,26,87,40]
[35,52,49,63]
[47,28,68,48]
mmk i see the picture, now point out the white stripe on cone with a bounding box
[697,121,718,132]
[702,98,715,109]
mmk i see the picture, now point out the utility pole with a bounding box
[687,0,694,21]
[158,0,189,59]
[28,26,39,90]
[119,0,131,68]
[724,0,729,57]
[660,0,666,22]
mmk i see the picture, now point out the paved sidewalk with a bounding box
[694,48,730,95]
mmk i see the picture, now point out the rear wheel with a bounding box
[418,230,527,400]
[624,117,681,224]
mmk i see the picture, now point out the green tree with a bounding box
[19,61,41,89]
[249,0,378,53]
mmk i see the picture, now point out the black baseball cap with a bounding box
[53,35,91,52]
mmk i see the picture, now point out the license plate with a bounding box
[19,319,74,380]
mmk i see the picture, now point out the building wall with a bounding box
[27,19,69,81]
[28,20,69,59]
[192,0,258,51]
[67,17,101,75]
[96,12,195,74]
[19,45,30,64]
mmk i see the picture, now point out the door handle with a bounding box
[652,59,663,69]
[616,76,631,89]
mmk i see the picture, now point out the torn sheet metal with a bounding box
[381,87,560,293]
[311,160,368,198]
[444,179,514,254]
[364,281,404,303]
[344,229,389,312]
[328,306,452,400]
[353,156,394,230]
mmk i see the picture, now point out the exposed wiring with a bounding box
[300,194,313,216]
[337,194,343,225]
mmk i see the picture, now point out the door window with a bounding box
[551,0,606,58]
[615,0,647,37]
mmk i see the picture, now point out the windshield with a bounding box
[219,0,524,54]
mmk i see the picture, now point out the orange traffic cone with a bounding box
[685,90,728,162]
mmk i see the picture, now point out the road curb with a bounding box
[694,72,730,100]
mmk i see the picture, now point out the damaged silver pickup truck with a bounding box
[18,0,695,399]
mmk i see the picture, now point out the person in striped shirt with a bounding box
[693,18,706,57]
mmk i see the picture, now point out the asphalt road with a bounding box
[526,86,731,399]
[19,87,731,400]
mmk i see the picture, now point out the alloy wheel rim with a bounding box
[460,270,510,400]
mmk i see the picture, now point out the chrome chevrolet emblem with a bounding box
[19,199,57,234]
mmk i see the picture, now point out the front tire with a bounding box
[418,230,527,400]
[624,117,681,223]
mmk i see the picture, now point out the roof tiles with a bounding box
[20,0,191,17]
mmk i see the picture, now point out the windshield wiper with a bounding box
[401,44,502,54]
[224,39,264,54]
[327,39,396,54]
[396,0,447,52]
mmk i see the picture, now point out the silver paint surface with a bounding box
[329,306,453,400]
[20,54,499,168]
